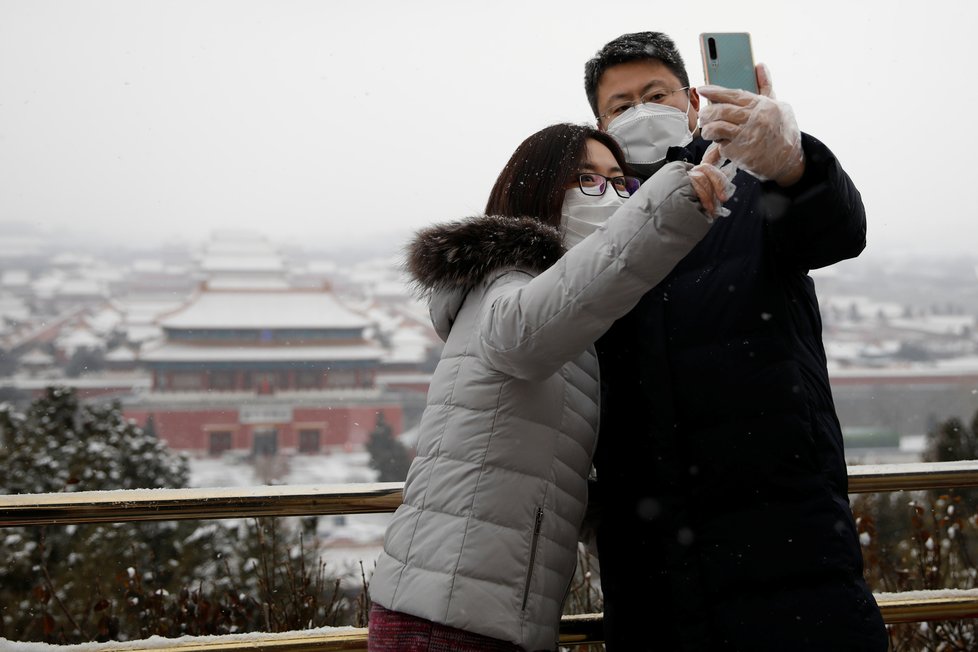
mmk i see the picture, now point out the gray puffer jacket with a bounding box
[370,162,715,651]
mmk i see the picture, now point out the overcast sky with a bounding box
[1,0,976,257]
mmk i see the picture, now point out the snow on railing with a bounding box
[0,482,404,527]
[4,462,978,528]
[847,460,978,492]
[3,596,978,650]
[3,462,978,649]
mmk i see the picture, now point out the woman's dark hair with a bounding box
[484,123,629,229]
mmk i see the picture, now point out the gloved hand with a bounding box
[688,144,737,221]
[697,64,805,187]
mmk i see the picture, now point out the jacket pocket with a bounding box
[521,507,545,611]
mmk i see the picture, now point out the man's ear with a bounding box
[689,87,702,113]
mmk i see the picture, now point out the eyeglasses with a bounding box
[576,173,642,198]
[598,86,690,122]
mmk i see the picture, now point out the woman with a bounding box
[368,123,733,651]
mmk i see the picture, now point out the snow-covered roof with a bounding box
[205,276,292,290]
[889,315,976,336]
[127,386,384,406]
[297,260,340,274]
[934,355,978,371]
[126,324,164,343]
[195,231,288,280]
[199,255,287,273]
[1,269,30,287]
[57,278,105,298]
[821,294,906,320]
[116,297,188,321]
[57,327,104,351]
[369,280,411,299]
[1,373,151,391]
[19,349,55,365]
[85,306,123,334]
[0,295,30,322]
[830,359,978,380]
[51,252,96,267]
[131,259,166,273]
[32,271,66,297]
[160,290,369,330]
[376,371,433,385]
[383,326,435,364]
[140,341,384,363]
[105,347,137,362]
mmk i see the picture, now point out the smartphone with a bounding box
[699,32,758,93]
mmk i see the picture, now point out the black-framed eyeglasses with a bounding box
[576,173,642,198]
[598,86,691,122]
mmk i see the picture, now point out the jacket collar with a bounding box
[667,136,711,166]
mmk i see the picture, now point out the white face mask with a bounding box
[606,100,694,166]
[560,187,625,249]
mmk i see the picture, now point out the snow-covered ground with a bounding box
[187,451,389,574]
[187,450,378,488]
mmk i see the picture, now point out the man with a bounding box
[585,32,888,651]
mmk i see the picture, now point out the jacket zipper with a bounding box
[521,507,545,611]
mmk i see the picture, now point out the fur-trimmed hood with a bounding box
[405,215,564,341]
[406,215,564,292]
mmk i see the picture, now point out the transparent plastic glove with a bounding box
[687,144,737,221]
[697,64,805,186]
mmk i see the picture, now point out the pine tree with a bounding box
[0,387,188,494]
[0,387,229,643]
[365,412,411,482]
[143,413,158,439]
[924,411,978,463]
[922,409,978,511]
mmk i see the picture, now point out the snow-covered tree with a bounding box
[1,387,187,494]
[0,388,225,643]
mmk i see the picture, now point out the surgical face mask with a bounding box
[560,187,625,249]
[606,100,693,167]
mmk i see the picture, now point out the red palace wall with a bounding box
[124,403,403,454]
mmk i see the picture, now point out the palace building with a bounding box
[121,232,408,456]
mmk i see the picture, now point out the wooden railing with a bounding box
[3,460,978,650]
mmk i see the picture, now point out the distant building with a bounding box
[831,360,978,462]
[141,286,384,393]
[122,231,406,455]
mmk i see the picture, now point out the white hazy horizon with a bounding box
[2,0,976,256]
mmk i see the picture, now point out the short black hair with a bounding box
[584,32,690,118]
[485,123,630,229]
